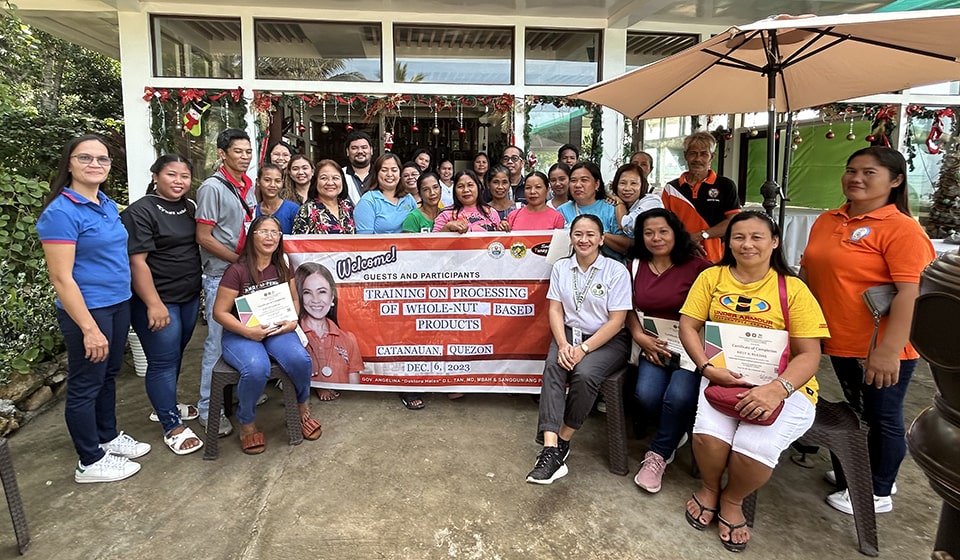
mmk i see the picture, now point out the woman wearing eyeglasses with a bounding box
[212,216,319,454]
[38,134,151,483]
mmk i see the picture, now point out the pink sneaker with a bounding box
[634,451,667,493]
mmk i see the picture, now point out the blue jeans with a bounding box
[198,274,223,421]
[830,356,917,496]
[634,358,700,458]
[57,301,130,466]
[220,330,311,425]
[130,295,200,435]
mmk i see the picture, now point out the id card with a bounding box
[571,326,583,346]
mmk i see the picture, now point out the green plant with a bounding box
[0,170,61,383]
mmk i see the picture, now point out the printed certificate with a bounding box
[641,316,696,371]
[235,284,298,327]
[703,321,789,386]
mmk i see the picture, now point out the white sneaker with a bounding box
[198,412,234,438]
[826,489,893,515]
[75,453,141,483]
[665,433,689,465]
[100,431,151,459]
[824,470,897,495]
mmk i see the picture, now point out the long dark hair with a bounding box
[307,159,348,201]
[627,208,698,265]
[412,148,432,172]
[569,161,606,201]
[417,171,442,208]
[294,262,339,325]
[365,153,403,195]
[147,153,194,197]
[238,215,289,285]
[44,134,110,209]
[266,140,294,166]
[283,154,314,203]
[846,146,910,217]
[442,169,496,224]
[717,211,796,278]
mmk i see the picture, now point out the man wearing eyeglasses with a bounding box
[195,128,257,438]
[500,145,527,204]
[662,132,741,262]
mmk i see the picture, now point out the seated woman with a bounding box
[626,208,710,492]
[526,214,632,484]
[295,262,363,401]
[402,172,443,233]
[608,163,663,237]
[433,170,506,233]
[255,164,299,234]
[283,154,314,205]
[355,153,417,234]
[507,171,564,231]
[547,163,571,209]
[678,211,829,552]
[291,159,355,235]
[212,216,320,454]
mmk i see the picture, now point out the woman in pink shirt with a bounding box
[433,170,506,233]
[508,171,565,231]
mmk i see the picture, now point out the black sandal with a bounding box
[685,493,718,531]
[400,393,425,410]
[718,515,749,552]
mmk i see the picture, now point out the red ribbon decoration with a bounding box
[178,88,206,104]
[143,87,171,102]
[927,108,954,154]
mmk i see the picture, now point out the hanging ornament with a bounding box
[412,103,419,132]
[298,98,305,135]
[432,106,440,135]
[793,128,800,137]
[346,101,354,132]
[791,142,799,151]
[320,99,329,134]
[846,119,856,141]
[825,128,835,139]
[749,128,758,137]
[458,101,465,134]
[793,134,803,144]
[865,134,876,142]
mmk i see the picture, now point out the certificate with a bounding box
[703,321,789,386]
[641,316,696,371]
[235,284,298,327]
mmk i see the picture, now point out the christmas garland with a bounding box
[521,95,603,168]
[144,87,248,155]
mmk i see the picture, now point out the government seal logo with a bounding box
[850,226,871,242]
[510,242,527,259]
[487,242,505,259]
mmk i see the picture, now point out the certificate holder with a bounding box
[641,316,696,371]
[235,284,298,327]
[703,321,789,386]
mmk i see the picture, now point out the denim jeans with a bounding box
[130,295,200,435]
[634,358,700,458]
[57,300,130,466]
[830,356,917,496]
[220,330,311,425]
[198,274,223,422]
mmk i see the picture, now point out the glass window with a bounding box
[393,25,512,85]
[152,16,241,78]
[524,29,600,86]
[526,105,592,171]
[255,20,382,81]
[626,32,698,71]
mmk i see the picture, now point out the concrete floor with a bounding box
[0,326,945,559]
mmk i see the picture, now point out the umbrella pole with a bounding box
[760,36,781,219]
[779,112,794,230]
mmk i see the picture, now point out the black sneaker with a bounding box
[526,446,568,484]
[557,438,570,462]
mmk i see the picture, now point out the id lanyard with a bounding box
[571,265,598,346]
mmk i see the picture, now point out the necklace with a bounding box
[650,260,673,276]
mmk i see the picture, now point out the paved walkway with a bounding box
[0,328,945,559]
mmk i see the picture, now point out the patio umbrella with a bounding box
[573,9,960,217]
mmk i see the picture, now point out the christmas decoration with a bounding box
[183,100,211,136]
[825,129,835,139]
[144,86,247,155]
[384,130,394,151]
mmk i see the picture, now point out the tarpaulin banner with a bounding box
[285,232,556,393]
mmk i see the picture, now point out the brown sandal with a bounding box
[301,416,322,441]
[240,431,266,455]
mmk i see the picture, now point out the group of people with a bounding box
[526,142,934,555]
[37,127,934,553]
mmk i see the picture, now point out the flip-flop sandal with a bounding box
[300,416,322,441]
[400,394,425,410]
[149,403,199,422]
[717,515,749,553]
[164,427,203,456]
[685,493,719,531]
[315,388,341,401]
[240,431,266,455]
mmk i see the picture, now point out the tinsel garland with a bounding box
[144,87,248,155]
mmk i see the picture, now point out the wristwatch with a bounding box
[580,343,590,354]
[776,377,796,397]
[700,230,710,240]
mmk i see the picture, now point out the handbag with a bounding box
[703,273,790,426]
[862,284,897,353]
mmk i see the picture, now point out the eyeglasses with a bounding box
[253,230,282,238]
[501,155,523,163]
[73,154,113,166]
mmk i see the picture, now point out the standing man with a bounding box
[630,151,654,179]
[343,131,374,205]
[558,144,579,168]
[661,132,740,262]
[195,128,256,437]
[500,145,526,203]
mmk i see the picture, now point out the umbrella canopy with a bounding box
[574,9,960,120]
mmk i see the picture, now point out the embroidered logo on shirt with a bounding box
[720,294,771,313]
[590,283,605,297]
[708,187,720,199]
[849,226,871,242]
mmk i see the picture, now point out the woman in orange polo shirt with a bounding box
[801,146,935,516]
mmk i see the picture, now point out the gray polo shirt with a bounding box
[195,170,257,276]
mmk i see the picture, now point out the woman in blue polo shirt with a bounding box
[354,153,417,234]
[37,134,151,484]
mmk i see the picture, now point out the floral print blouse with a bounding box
[292,198,356,234]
